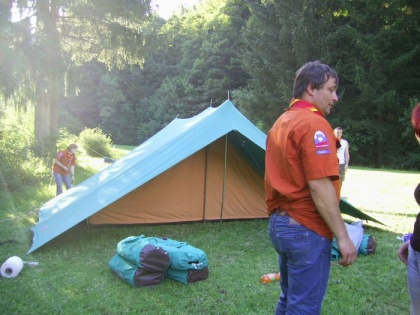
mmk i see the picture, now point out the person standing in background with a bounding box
[399,183,420,315]
[265,61,357,315]
[52,144,78,196]
[397,102,420,315]
[334,127,350,187]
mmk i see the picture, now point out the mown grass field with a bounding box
[0,147,418,314]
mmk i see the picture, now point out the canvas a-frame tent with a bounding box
[28,100,268,254]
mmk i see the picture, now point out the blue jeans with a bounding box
[408,245,420,315]
[53,172,71,195]
[269,212,332,315]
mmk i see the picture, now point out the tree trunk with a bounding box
[34,0,62,148]
[35,77,59,148]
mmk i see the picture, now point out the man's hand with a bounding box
[337,237,357,267]
[71,175,75,185]
[398,240,409,265]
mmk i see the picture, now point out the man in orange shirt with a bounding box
[265,61,357,315]
[52,144,78,195]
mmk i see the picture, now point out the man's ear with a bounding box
[306,84,316,96]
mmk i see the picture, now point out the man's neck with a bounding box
[289,99,323,117]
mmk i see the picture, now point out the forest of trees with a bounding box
[1,0,420,184]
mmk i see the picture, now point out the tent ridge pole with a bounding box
[202,147,209,222]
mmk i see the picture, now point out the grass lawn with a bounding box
[0,147,418,314]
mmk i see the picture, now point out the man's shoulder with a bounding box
[274,110,332,139]
[295,111,331,130]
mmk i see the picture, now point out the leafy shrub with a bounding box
[79,127,113,158]
[0,106,50,191]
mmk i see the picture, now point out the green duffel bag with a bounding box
[165,266,209,284]
[109,254,165,287]
[146,237,208,271]
[116,235,171,272]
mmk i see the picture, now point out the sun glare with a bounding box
[151,0,200,19]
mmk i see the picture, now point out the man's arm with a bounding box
[69,165,75,184]
[54,158,68,172]
[344,143,350,170]
[308,177,357,266]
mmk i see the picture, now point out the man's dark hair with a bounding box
[414,183,420,206]
[293,61,339,98]
[67,144,78,151]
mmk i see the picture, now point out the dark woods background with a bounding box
[1,0,420,170]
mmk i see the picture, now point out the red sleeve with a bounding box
[56,151,64,161]
[298,118,339,182]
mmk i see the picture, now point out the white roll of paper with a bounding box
[1,256,24,278]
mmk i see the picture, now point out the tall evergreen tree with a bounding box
[1,0,155,149]
[237,0,340,130]
[239,0,420,168]
[326,0,420,167]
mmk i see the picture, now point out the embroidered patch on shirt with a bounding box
[316,149,331,155]
[314,130,329,148]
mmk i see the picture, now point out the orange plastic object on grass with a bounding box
[261,272,281,284]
